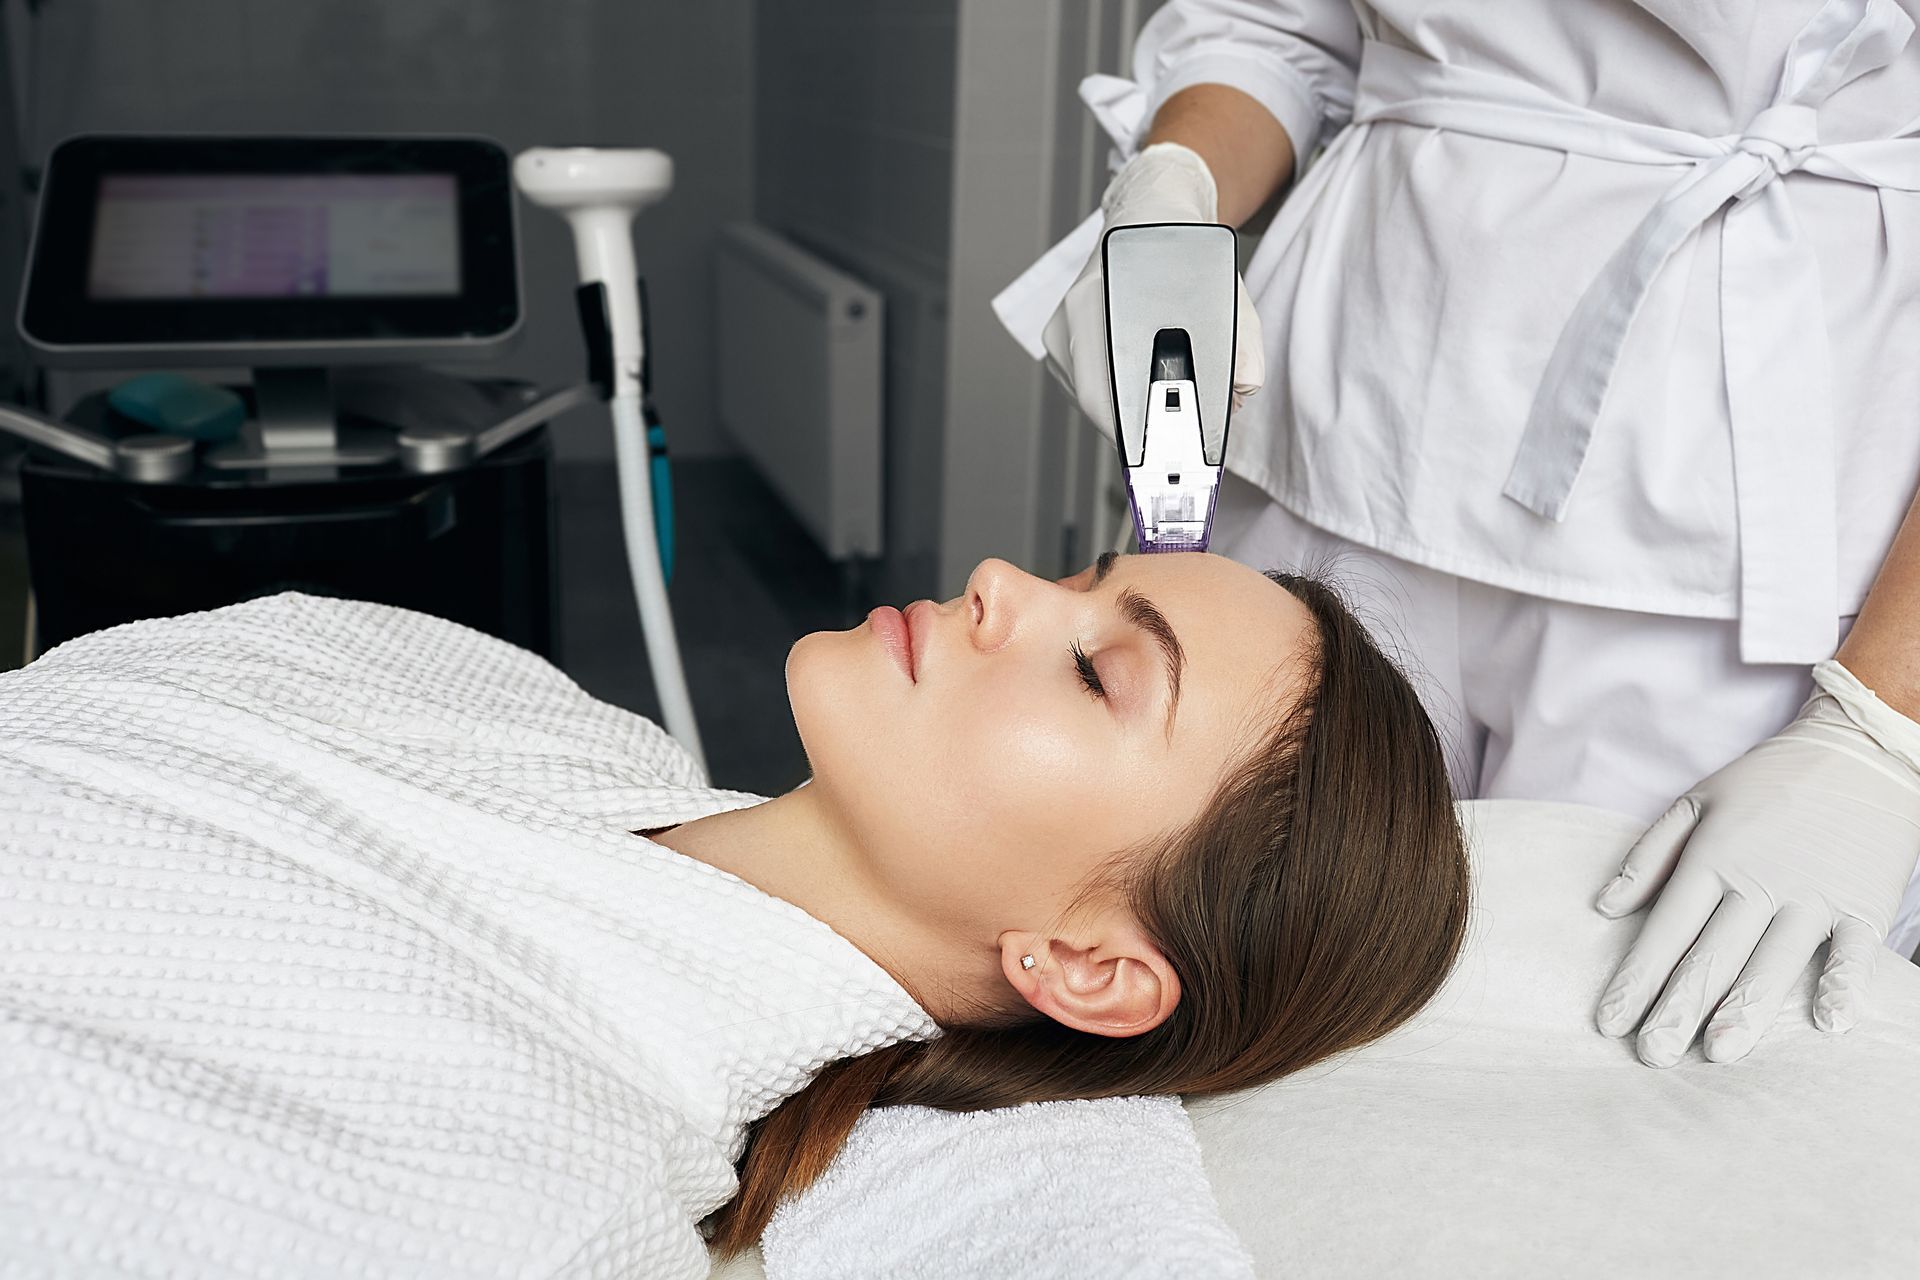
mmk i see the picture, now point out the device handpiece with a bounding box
[1102,221,1238,555]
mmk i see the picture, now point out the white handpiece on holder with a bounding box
[515,148,671,398]
[513,147,706,775]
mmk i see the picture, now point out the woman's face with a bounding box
[786,551,1316,948]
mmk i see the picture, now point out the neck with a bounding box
[650,783,973,1024]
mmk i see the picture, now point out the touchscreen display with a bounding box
[87,173,461,299]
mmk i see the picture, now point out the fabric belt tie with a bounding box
[1353,0,1920,663]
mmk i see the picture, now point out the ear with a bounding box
[999,921,1181,1038]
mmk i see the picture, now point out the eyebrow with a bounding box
[1088,552,1185,740]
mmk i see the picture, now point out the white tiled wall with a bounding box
[18,0,754,461]
[752,0,958,600]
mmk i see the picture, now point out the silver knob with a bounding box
[113,434,196,483]
[398,427,477,473]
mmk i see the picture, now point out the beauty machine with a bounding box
[1102,222,1239,553]
[6,134,705,773]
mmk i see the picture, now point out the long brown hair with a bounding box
[702,566,1471,1257]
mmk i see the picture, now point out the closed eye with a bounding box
[1085,553,1183,740]
[1071,640,1107,699]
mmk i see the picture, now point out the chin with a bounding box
[785,628,880,787]
[783,630,816,690]
[784,631,828,742]
[794,632,937,829]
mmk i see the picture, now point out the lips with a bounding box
[902,600,932,679]
[868,605,914,682]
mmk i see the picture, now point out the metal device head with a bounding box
[1102,222,1238,552]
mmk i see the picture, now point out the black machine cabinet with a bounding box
[20,382,557,660]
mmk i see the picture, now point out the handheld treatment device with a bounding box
[1102,222,1239,553]
[514,147,705,774]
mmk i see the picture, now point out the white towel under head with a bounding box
[760,1093,1256,1280]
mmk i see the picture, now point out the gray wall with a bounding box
[752,0,958,601]
[17,0,753,462]
[940,0,1157,595]
[11,0,975,582]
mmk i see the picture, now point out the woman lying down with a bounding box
[0,551,1469,1276]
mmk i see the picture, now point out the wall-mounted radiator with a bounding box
[713,222,884,561]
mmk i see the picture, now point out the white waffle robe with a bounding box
[0,592,940,1278]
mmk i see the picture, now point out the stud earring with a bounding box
[1021,954,1035,970]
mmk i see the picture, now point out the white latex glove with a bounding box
[1594,658,1920,1068]
[1040,141,1264,441]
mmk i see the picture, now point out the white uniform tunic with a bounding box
[997,0,1920,667]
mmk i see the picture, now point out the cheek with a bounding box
[912,678,1145,869]
[789,643,1188,908]
[945,671,1221,854]
[854,681,1134,917]
[950,688,1086,809]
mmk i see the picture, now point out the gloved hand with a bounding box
[1041,141,1264,440]
[1594,658,1920,1067]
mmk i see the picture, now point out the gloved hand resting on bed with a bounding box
[1595,657,1920,1067]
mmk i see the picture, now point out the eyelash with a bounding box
[1070,640,1107,700]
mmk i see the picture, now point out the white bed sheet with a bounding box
[711,799,1920,1279]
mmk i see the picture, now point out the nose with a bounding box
[963,557,1037,651]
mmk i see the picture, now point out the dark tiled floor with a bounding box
[555,456,865,796]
